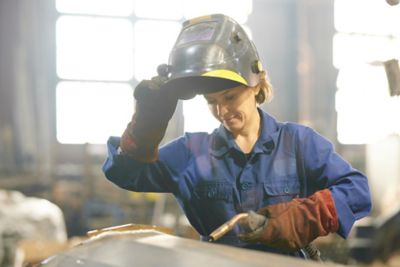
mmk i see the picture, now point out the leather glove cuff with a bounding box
[120,122,159,162]
[239,189,339,252]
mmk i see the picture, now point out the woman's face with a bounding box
[204,85,259,134]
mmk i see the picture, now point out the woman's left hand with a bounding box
[239,189,339,252]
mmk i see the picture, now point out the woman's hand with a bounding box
[120,76,178,162]
[239,189,339,252]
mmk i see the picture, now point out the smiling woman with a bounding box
[204,86,261,153]
[103,14,371,259]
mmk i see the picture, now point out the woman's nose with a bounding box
[216,103,228,117]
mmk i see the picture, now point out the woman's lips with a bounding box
[223,115,238,124]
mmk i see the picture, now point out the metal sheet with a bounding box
[39,230,346,267]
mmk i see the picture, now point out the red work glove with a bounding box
[120,76,178,162]
[239,189,339,252]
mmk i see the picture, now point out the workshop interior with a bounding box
[1,0,400,266]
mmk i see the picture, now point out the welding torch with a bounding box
[207,211,267,242]
[207,211,322,262]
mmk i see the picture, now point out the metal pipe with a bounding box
[208,213,249,242]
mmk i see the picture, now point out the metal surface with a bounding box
[87,223,172,238]
[39,230,344,267]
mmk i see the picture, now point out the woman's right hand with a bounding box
[120,76,178,162]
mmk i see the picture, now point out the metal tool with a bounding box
[207,211,322,262]
[208,211,267,242]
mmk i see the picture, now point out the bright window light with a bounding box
[334,0,400,144]
[183,96,220,133]
[56,0,133,16]
[183,0,252,24]
[133,0,184,20]
[56,15,133,81]
[133,20,181,81]
[334,0,400,36]
[56,81,133,144]
[335,65,399,144]
[242,25,253,40]
[333,33,400,69]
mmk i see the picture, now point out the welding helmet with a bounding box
[159,14,263,99]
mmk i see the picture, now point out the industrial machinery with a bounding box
[349,204,400,264]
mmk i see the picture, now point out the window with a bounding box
[56,0,133,16]
[334,0,400,144]
[56,82,133,144]
[56,16,134,81]
[133,20,181,81]
[183,0,252,24]
[56,0,135,144]
[55,0,254,143]
[183,96,220,133]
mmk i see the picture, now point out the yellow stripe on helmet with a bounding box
[202,70,248,85]
[184,15,212,27]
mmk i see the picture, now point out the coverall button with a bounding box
[264,141,275,152]
[284,187,289,193]
[240,182,251,190]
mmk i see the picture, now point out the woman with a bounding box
[103,14,371,257]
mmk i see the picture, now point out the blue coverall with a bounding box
[103,108,371,254]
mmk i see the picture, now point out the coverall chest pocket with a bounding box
[194,181,233,202]
[263,180,300,206]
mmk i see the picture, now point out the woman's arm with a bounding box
[298,127,372,238]
[103,135,191,194]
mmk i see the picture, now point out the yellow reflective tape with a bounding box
[202,70,248,85]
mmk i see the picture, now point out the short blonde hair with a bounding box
[255,70,273,104]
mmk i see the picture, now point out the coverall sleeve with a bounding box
[298,127,372,238]
[102,136,191,194]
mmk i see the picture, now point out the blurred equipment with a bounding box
[160,14,263,99]
[386,0,399,6]
[383,59,400,96]
[349,204,400,264]
[38,230,331,267]
[0,190,67,267]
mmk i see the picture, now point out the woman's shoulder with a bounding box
[280,122,332,148]
[279,121,314,137]
[260,109,313,137]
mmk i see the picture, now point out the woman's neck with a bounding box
[233,110,261,154]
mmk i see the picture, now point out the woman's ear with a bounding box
[251,84,261,95]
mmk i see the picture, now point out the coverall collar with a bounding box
[210,108,280,157]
